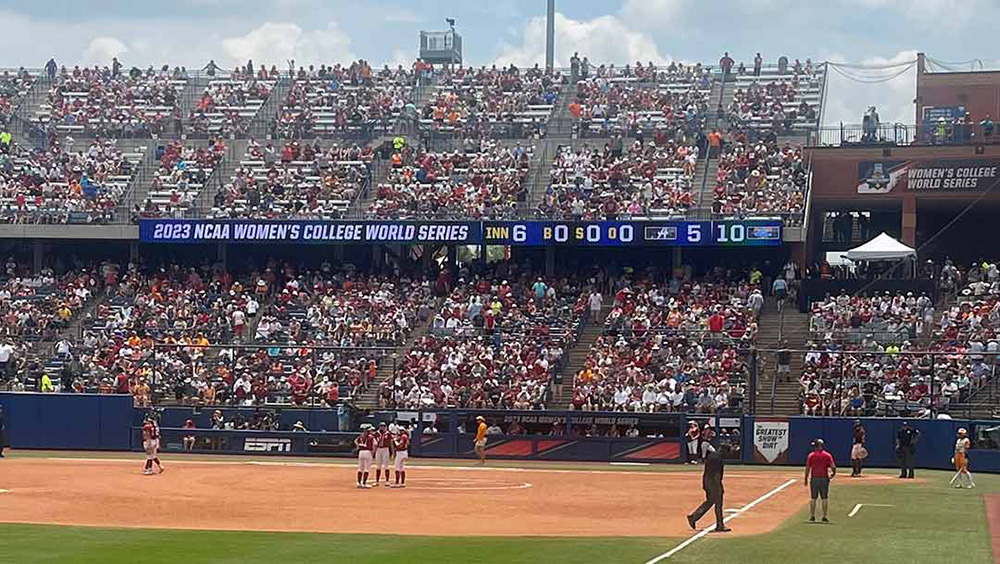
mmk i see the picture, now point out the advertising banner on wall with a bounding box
[857,160,1000,194]
[753,418,790,464]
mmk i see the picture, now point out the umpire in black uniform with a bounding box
[686,441,731,533]
[896,421,919,478]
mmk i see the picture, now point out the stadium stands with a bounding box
[140,139,227,218]
[209,139,373,220]
[573,62,711,138]
[539,140,697,219]
[0,139,144,224]
[0,68,34,126]
[187,71,273,137]
[384,272,586,409]
[37,65,185,137]
[421,65,560,139]
[275,61,413,138]
[573,277,754,413]
[728,59,824,134]
[369,139,531,219]
[711,132,807,220]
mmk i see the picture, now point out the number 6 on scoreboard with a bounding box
[687,224,701,243]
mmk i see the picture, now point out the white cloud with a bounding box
[822,50,919,126]
[619,0,683,28]
[494,13,669,68]
[85,37,129,65]
[220,22,356,68]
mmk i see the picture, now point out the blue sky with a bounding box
[2,0,997,125]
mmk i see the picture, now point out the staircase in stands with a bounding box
[754,298,811,416]
[548,314,604,410]
[353,320,434,411]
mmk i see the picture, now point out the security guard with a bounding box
[687,442,731,533]
[896,421,920,479]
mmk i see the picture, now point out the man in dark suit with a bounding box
[687,441,731,532]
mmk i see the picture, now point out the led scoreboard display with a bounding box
[482,220,782,246]
[139,219,782,246]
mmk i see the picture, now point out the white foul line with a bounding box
[643,478,797,564]
[847,503,893,518]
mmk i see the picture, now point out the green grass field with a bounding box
[1,454,995,564]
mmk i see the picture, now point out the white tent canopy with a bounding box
[845,232,916,261]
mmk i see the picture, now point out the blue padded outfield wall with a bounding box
[0,393,133,450]
[4,393,1000,472]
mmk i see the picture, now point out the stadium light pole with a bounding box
[546,0,555,71]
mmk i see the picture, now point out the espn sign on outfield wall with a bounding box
[243,437,292,453]
[753,419,789,464]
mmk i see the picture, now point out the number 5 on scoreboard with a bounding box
[687,224,701,243]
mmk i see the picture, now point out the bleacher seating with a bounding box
[420,65,561,139]
[0,139,144,224]
[140,139,227,218]
[728,59,825,133]
[275,61,413,138]
[369,139,531,219]
[573,62,711,138]
[209,139,372,219]
[539,140,697,220]
[36,65,185,137]
[0,68,35,126]
[187,73,273,137]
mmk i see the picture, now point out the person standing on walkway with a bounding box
[804,439,836,522]
[850,420,867,477]
[687,443,731,533]
[896,422,919,478]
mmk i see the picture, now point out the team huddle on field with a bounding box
[354,421,410,488]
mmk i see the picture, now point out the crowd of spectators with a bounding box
[369,139,531,219]
[0,262,100,343]
[0,138,143,224]
[420,64,560,138]
[711,130,807,218]
[383,271,587,410]
[0,68,34,127]
[726,58,823,133]
[571,61,711,138]
[138,139,227,218]
[572,273,755,413]
[538,140,697,219]
[39,64,184,137]
[275,61,413,138]
[188,70,272,137]
[210,139,373,220]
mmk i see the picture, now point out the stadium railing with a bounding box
[812,122,1000,147]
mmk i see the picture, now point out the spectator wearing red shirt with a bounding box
[708,310,725,333]
[804,438,836,522]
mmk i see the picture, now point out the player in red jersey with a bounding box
[142,416,164,475]
[374,422,393,487]
[355,425,376,488]
[392,425,410,488]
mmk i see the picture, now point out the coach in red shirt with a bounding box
[804,438,836,523]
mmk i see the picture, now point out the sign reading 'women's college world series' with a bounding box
[753,419,790,464]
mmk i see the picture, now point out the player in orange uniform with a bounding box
[392,425,410,488]
[474,415,488,465]
[374,422,393,487]
[950,428,975,489]
[141,416,164,475]
[355,425,376,488]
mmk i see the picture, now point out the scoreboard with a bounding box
[139,219,782,246]
[482,220,782,247]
